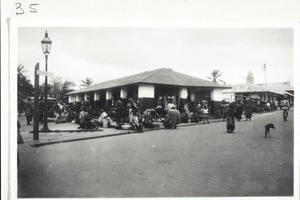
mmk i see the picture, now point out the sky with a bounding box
[17,27,294,90]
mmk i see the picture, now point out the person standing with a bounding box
[244,99,253,121]
[221,102,228,122]
[183,100,191,118]
[235,100,243,121]
[220,100,226,121]
[24,97,34,125]
[38,96,44,124]
[202,105,209,124]
[17,121,24,167]
[115,98,124,128]
[281,97,290,121]
[226,103,236,133]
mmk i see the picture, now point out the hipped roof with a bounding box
[68,68,230,95]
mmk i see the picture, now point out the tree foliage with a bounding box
[80,77,94,88]
[207,69,223,83]
[207,69,228,85]
[17,64,34,101]
[48,77,75,100]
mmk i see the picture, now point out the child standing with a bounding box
[202,105,209,124]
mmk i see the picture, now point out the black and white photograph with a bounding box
[12,23,296,198]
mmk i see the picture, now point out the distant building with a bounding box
[257,81,294,104]
[222,82,294,105]
[256,81,294,95]
[67,68,231,114]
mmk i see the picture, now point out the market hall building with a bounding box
[67,68,230,114]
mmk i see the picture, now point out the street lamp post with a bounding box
[40,31,52,132]
[261,63,268,87]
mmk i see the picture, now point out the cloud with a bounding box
[18,27,294,88]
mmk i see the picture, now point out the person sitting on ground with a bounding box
[78,108,99,130]
[163,107,181,129]
[190,111,200,123]
[165,99,176,112]
[67,108,77,122]
[97,109,112,127]
[129,101,143,132]
[78,108,90,129]
[54,110,68,124]
[180,110,189,123]
[142,108,159,128]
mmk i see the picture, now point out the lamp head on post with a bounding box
[41,31,52,55]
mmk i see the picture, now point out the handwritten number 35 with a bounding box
[15,3,39,15]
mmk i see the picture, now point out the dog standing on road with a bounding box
[265,123,275,139]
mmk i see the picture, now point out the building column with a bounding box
[179,87,188,111]
[84,93,89,100]
[94,92,100,101]
[76,94,82,102]
[138,84,155,112]
[210,88,223,117]
[106,89,113,107]
[106,90,113,100]
[120,87,128,99]
[93,92,100,108]
[68,95,76,103]
[190,90,195,102]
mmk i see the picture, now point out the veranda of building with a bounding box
[67,68,231,115]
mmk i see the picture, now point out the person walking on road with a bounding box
[281,97,290,122]
[226,103,236,133]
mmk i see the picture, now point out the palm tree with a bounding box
[17,64,28,80]
[207,69,223,83]
[17,64,34,115]
[207,70,229,86]
[80,77,94,88]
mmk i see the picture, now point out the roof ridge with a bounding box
[67,68,230,95]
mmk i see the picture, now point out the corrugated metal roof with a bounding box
[223,84,270,93]
[257,82,294,92]
[68,68,230,95]
[223,83,291,96]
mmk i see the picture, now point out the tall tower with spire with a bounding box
[247,71,254,84]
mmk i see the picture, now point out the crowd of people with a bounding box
[17,96,291,169]
[20,95,291,133]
